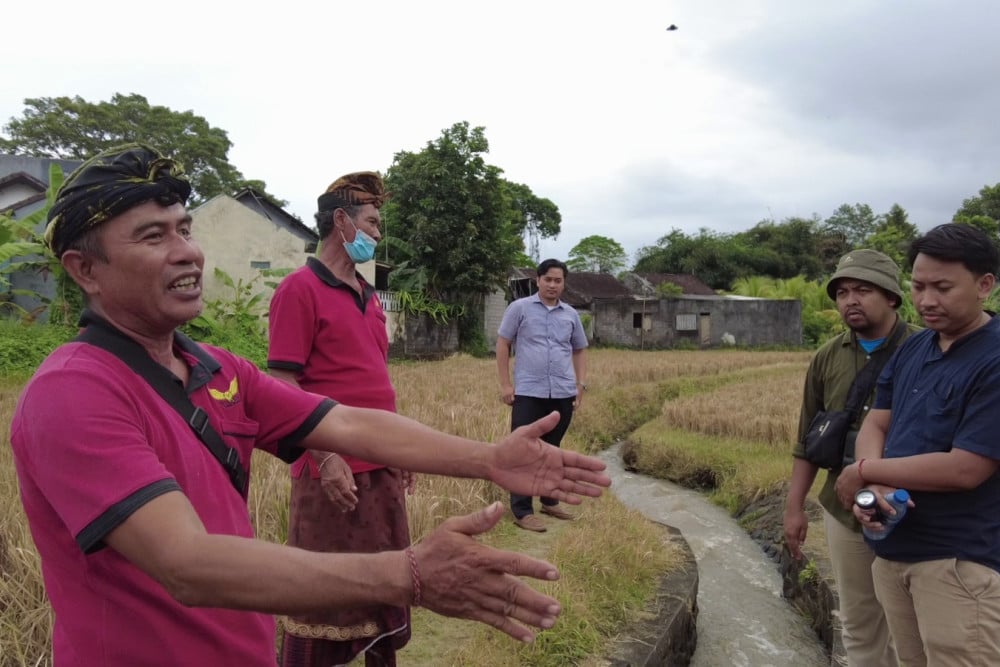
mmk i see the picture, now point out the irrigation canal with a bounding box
[599,444,828,667]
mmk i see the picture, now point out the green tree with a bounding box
[867,204,919,267]
[953,183,1000,237]
[502,180,561,262]
[736,216,830,279]
[567,235,627,274]
[634,228,747,289]
[381,122,523,350]
[0,94,280,206]
[823,203,878,247]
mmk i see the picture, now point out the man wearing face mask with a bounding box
[268,172,413,667]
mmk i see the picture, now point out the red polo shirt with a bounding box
[268,257,396,475]
[11,333,334,666]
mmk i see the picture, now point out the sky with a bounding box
[3,0,999,266]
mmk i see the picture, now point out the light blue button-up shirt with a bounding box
[498,294,588,399]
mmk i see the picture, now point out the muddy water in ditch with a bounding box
[599,445,828,667]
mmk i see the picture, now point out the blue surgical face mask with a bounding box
[341,221,377,263]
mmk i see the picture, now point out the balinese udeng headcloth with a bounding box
[316,171,390,212]
[45,143,192,258]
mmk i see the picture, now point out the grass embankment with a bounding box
[621,352,814,514]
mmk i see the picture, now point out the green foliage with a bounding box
[823,203,878,247]
[383,122,521,299]
[502,180,561,249]
[954,183,1000,229]
[382,122,539,348]
[0,164,83,324]
[866,204,919,268]
[656,281,684,298]
[0,94,281,206]
[0,320,76,374]
[395,290,462,324]
[567,235,627,274]
[456,305,489,357]
[798,560,820,585]
[635,219,849,290]
[183,268,270,368]
[729,275,842,347]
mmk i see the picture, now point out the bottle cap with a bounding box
[892,489,910,503]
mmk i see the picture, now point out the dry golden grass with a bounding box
[659,364,805,446]
[0,381,52,667]
[1,347,815,666]
[624,355,812,512]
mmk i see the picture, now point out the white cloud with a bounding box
[3,0,997,265]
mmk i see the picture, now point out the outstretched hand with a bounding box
[489,411,611,504]
[413,502,562,642]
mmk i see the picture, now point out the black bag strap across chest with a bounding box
[842,321,908,420]
[75,317,249,498]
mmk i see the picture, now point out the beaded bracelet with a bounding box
[404,546,422,607]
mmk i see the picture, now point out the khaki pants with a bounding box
[823,511,897,667]
[873,557,1000,666]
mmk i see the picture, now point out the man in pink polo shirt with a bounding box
[268,172,413,667]
[9,144,612,666]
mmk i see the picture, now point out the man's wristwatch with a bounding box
[577,382,588,391]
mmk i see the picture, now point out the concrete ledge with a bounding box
[603,524,699,667]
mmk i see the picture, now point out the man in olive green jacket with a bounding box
[784,249,919,667]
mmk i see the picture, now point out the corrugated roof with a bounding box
[637,272,716,296]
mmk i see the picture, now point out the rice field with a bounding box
[0,347,812,666]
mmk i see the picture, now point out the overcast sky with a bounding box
[3,0,998,265]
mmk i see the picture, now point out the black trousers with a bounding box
[509,395,575,518]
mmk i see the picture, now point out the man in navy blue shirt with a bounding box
[496,259,589,532]
[836,223,1000,666]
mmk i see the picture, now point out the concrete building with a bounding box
[191,190,317,304]
[591,294,802,348]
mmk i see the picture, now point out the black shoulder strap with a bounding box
[75,317,249,498]
[843,320,908,418]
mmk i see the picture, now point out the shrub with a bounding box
[0,320,76,375]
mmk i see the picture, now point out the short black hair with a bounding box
[908,223,1000,277]
[536,258,568,278]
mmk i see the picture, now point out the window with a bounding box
[250,260,271,270]
[633,313,652,331]
[675,314,697,331]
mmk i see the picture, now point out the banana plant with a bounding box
[0,163,73,321]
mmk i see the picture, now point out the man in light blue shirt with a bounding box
[496,259,589,532]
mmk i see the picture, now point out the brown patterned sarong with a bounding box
[280,467,410,667]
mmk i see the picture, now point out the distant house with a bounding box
[0,155,82,214]
[506,265,801,349]
[590,293,802,348]
[0,155,83,318]
[506,268,632,339]
[508,267,632,310]
[181,190,320,303]
[622,272,716,297]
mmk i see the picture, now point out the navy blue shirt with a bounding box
[869,316,1000,571]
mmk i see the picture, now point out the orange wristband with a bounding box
[857,458,867,483]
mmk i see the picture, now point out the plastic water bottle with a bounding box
[855,488,910,540]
